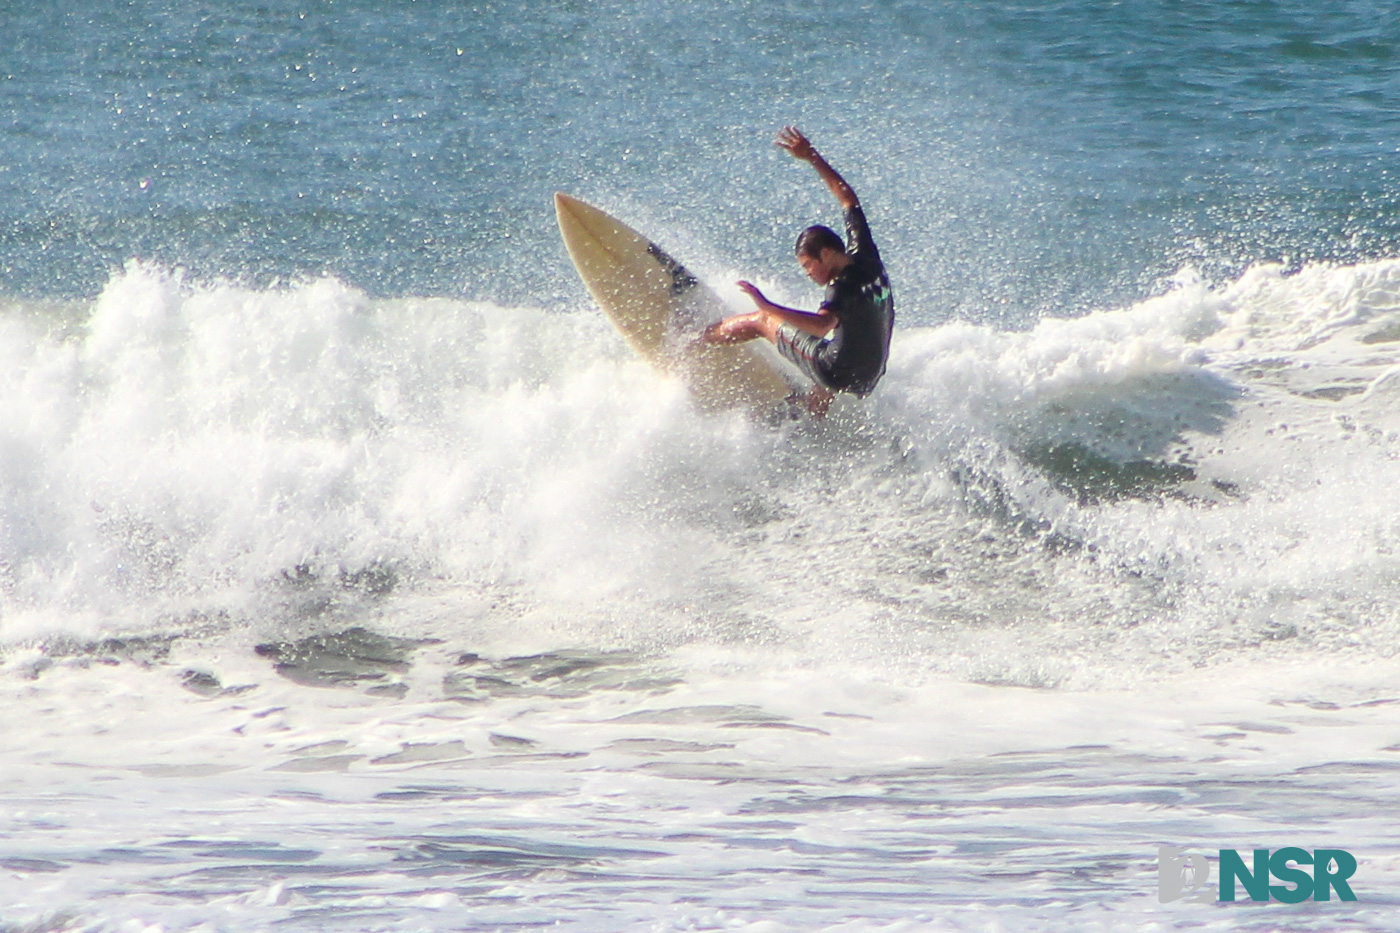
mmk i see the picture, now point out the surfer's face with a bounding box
[798,248,845,285]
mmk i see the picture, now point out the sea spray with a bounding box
[9,260,1400,683]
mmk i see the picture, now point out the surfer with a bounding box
[703,126,894,415]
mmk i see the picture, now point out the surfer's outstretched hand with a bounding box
[737,279,772,310]
[775,126,817,162]
[775,124,858,209]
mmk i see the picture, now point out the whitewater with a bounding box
[4,254,1400,930]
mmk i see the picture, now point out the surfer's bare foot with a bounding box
[782,387,834,418]
[806,386,834,417]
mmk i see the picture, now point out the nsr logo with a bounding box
[1159,847,1358,903]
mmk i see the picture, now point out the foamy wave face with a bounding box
[5,259,1400,684]
[857,257,1400,679]
[0,265,775,640]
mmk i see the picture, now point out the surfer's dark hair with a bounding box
[795,225,845,258]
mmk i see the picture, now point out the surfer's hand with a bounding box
[775,126,856,208]
[737,280,771,309]
[775,126,817,162]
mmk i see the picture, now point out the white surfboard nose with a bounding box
[554,191,595,225]
[554,191,608,232]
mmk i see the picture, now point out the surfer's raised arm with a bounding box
[775,126,858,210]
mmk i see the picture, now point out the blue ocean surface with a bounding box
[3,2,1400,930]
[6,1,1400,315]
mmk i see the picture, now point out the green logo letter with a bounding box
[1268,847,1314,904]
[1314,849,1358,901]
[1219,849,1270,902]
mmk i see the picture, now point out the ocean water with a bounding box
[5,2,1400,930]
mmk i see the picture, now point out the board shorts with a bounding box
[774,323,836,391]
[774,323,882,396]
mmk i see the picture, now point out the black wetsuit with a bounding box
[816,204,894,394]
[777,204,894,396]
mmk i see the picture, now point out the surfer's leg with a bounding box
[773,323,828,382]
[702,310,783,345]
[701,312,758,344]
[772,323,839,417]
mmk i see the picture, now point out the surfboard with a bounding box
[554,192,795,415]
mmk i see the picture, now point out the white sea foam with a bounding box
[5,259,1400,929]
[5,259,1400,675]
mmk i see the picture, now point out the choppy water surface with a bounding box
[5,631,1400,931]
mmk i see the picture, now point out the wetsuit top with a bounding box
[816,204,894,395]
